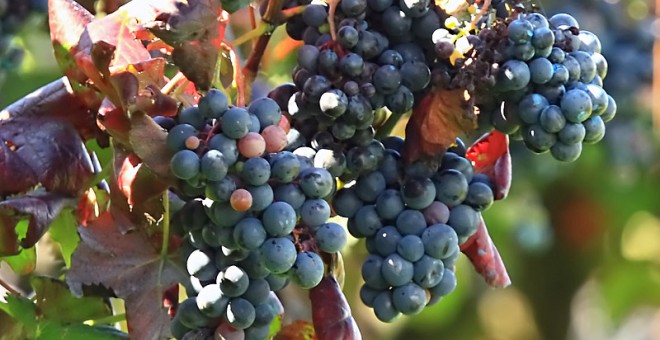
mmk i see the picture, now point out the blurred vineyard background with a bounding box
[1,0,659,339]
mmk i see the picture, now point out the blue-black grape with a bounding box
[225,298,256,330]
[290,251,324,289]
[260,237,297,274]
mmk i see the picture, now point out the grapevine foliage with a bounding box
[0,0,617,339]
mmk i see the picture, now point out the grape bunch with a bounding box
[332,136,495,321]
[277,0,456,178]
[478,11,617,161]
[160,90,348,339]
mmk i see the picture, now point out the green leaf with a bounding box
[31,276,112,324]
[0,246,37,275]
[48,209,80,267]
[0,295,37,329]
[36,321,128,340]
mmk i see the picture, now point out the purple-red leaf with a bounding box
[0,192,75,256]
[48,0,95,84]
[403,88,477,163]
[148,0,227,90]
[466,131,511,200]
[0,120,94,196]
[460,215,511,288]
[309,276,361,340]
[67,212,185,340]
[129,112,173,179]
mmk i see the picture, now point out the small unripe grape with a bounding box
[279,116,291,133]
[262,125,288,153]
[231,189,253,212]
[185,136,201,150]
[238,132,266,158]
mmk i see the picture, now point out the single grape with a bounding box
[362,254,389,290]
[421,224,459,259]
[401,177,436,209]
[341,0,368,17]
[315,222,347,253]
[396,209,427,236]
[178,298,211,329]
[320,89,348,117]
[221,107,252,139]
[201,149,228,181]
[241,157,271,186]
[314,149,347,177]
[600,95,617,123]
[217,265,250,297]
[230,189,253,212]
[262,201,297,237]
[496,60,530,91]
[434,169,468,207]
[171,150,201,180]
[539,105,566,133]
[465,182,494,211]
[558,122,586,144]
[238,132,266,158]
[549,13,579,29]
[392,282,427,315]
[427,269,457,305]
[260,237,297,274]
[338,26,359,49]
[529,58,554,85]
[373,291,400,322]
[448,205,479,244]
[299,168,335,198]
[209,134,239,166]
[422,201,450,225]
[400,61,431,92]
[508,19,534,44]
[352,205,384,237]
[252,303,276,327]
[302,4,328,27]
[340,53,365,77]
[290,251,324,289]
[233,218,267,250]
[373,226,402,257]
[381,253,414,287]
[582,116,605,144]
[332,187,364,218]
[239,251,270,279]
[187,250,217,281]
[385,85,414,114]
[522,124,557,153]
[199,89,229,119]
[274,183,306,210]
[210,201,246,228]
[242,279,270,305]
[382,6,412,38]
[375,189,406,221]
[300,199,331,227]
[246,184,274,212]
[397,234,425,262]
[178,106,206,130]
[225,298,256,330]
[360,284,381,307]
[413,255,444,288]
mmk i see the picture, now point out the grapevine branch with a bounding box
[0,277,20,296]
[242,0,286,99]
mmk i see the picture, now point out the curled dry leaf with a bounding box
[466,131,512,200]
[460,215,511,288]
[309,276,361,340]
[403,88,477,163]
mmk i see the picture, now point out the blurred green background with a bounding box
[1,0,658,339]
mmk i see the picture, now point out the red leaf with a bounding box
[66,212,186,340]
[0,77,101,140]
[403,88,477,163]
[116,152,168,208]
[460,215,511,288]
[147,0,227,89]
[0,120,94,196]
[128,112,174,179]
[309,276,361,340]
[48,0,95,84]
[466,131,511,200]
